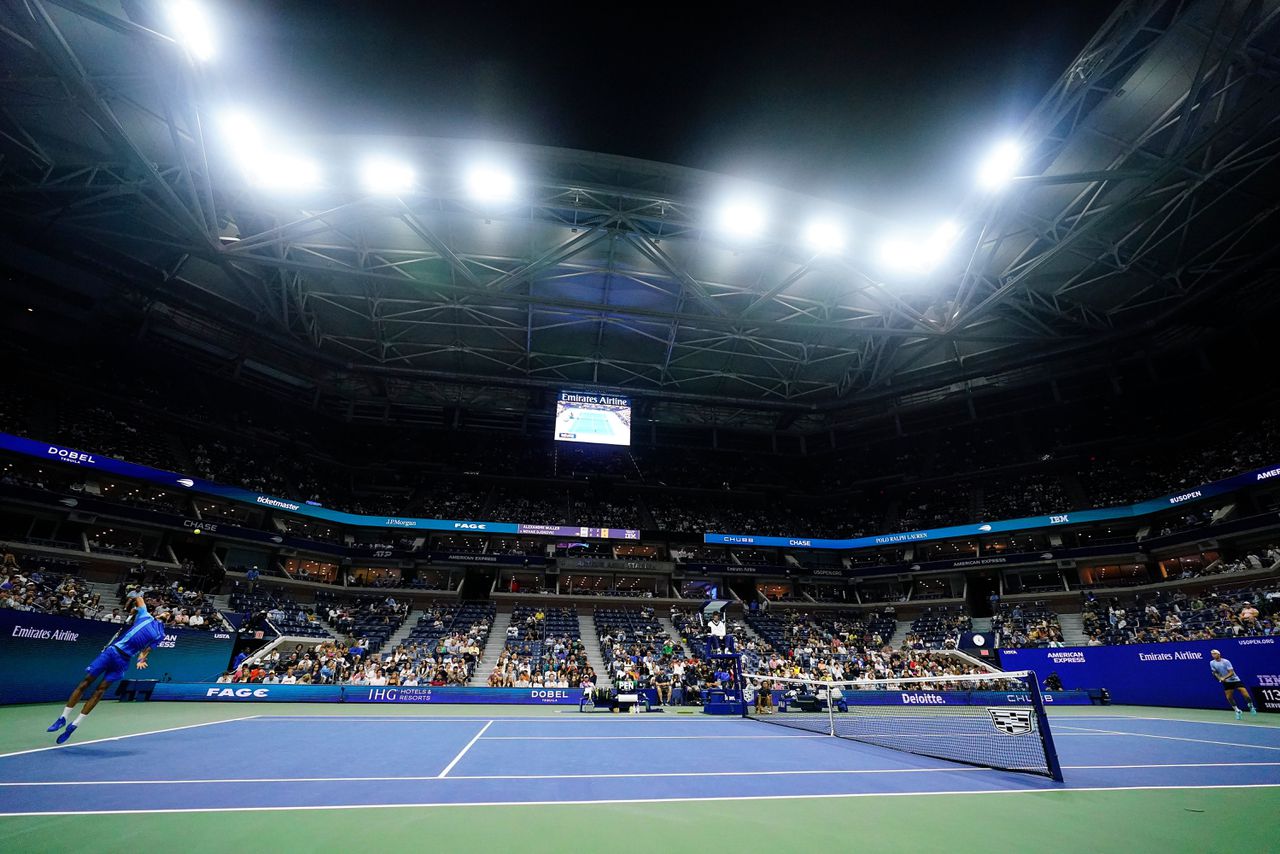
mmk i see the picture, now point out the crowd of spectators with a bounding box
[991,602,1065,648]
[1082,581,1279,645]
[488,605,593,688]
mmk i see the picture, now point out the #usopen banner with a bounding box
[999,637,1280,709]
[0,610,235,704]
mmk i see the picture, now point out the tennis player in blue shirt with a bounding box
[47,593,170,744]
[1209,649,1257,719]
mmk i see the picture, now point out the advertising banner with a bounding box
[344,686,581,705]
[149,683,343,702]
[0,431,639,540]
[0,610,235,704]
[998,637,1280,709]
[142,684,583,705]
[703,462,1280,551]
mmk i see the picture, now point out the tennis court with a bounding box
[0,703,1276,851]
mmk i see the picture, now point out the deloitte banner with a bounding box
[999,637,1280,709]
[144,683,582,705]
[0,431,640,541]
[0,611,235,705]
[705,461,1280,550]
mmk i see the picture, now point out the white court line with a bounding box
[478,734,827,740]
[3,761,1277,787]
[436,721,493,778]
[245,717,737,727]
[2,783,1277,817]
[0,716,261,760]
[1069,714,1280,731]
[1055,724,1280,752]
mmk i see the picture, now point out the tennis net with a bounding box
[743,670,1062,780]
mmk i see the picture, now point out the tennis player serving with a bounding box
[1209,649,1257,719]
[46,592,170,744]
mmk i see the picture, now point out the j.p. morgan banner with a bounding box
[147,683,583,705]
[0,610,234,704]
[999,637,1280,709]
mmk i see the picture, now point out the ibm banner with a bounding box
[0,610,235,705]
[999,637,1280,709]
[146,683,583,705]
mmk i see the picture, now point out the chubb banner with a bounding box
[999,637,1279,709]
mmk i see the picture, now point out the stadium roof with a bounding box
[2,0,1280,432]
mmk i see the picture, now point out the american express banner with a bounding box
[0,610,235,704]
[998,637,1280,709]
[142,683,583,704]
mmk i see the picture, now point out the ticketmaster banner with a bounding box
[0,610,235,704]
[143,683,583,704]
[999,637,1280,709]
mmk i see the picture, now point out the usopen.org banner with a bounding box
[143,683,583,705]
[0,431,640,541]
[0,610,235,705]
[704,461,1280,550]
[999,637,1280,709]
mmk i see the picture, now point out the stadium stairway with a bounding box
[1057,612,1088,646]
[578,612,612,688]
[657,616,684,651]
[887,619,912,648]
[381,610,425,652]
[467,608,515,686]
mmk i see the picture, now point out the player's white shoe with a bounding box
[1235,709,1242,720]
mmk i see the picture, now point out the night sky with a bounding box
[218,1,1119,214]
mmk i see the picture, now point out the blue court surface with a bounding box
[1,711,1277,816]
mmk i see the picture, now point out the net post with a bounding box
[826,680,836,736]
[732,653,746,718]
[1025,670,1064,782]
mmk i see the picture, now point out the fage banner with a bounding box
[999,637,1280,709]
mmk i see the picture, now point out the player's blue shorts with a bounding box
[85,646,129,683]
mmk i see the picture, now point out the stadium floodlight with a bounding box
[465,164,516,202]
[715,199,767,240]
[165,1,215,62]
[249,154,322,191]
[360,156,416,195]
[977,140,1023,190]
[217,111,321,191]
[803,217,846,254]
[877,220,963,275]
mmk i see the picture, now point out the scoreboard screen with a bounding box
[554,391,631,446]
